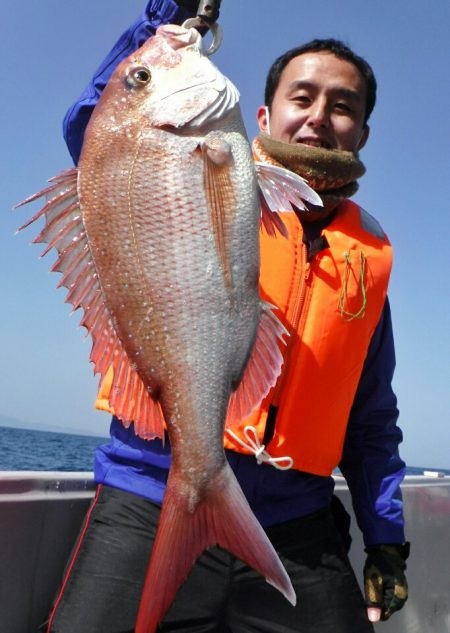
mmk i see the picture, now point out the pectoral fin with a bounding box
[256,162,323,237]
[202,134,236,297]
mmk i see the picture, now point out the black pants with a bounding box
[42,486,374,633]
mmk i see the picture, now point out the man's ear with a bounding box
[357,125,370,150]
[257,105,270,134]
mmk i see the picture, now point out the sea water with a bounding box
[0,425,107,471]
[0,425,449,475]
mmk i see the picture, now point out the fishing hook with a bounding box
[182,16,223,56]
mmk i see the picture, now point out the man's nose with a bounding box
[307,100,329,127]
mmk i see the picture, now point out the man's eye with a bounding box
[293,95,311,104]
[335,102,352,113]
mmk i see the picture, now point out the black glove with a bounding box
[363,542,410,621]
[176,0,221,22]
[175,0,200,13]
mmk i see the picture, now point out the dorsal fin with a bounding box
[16,170,165,440]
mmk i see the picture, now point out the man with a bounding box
[43,1,409,632]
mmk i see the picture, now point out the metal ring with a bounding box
[182,17,223,56]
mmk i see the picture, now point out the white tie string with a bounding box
[225,426,294,471]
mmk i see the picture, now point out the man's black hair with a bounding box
[264,39,377,126]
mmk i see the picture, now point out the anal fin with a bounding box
[94,347,166,441]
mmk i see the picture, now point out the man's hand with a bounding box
[364,543,410,622]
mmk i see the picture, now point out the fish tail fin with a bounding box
[135,465,295,633]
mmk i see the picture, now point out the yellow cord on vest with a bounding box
[339,250,367,321]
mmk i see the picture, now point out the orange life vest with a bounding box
[95,200,392,477]
[223,200,392,475]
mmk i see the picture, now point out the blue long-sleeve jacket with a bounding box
[64,0,406,546]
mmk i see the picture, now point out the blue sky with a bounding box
[1,1,449,468]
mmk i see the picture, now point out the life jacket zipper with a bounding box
[272,239,313,407]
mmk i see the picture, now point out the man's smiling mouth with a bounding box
[300,137,333,149]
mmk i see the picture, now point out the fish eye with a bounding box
[125,65,152,88]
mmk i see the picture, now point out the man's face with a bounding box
[257,52,369,152]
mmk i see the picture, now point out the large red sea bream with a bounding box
[17,24,321,632]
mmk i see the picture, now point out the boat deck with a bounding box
[1,472,449,632]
